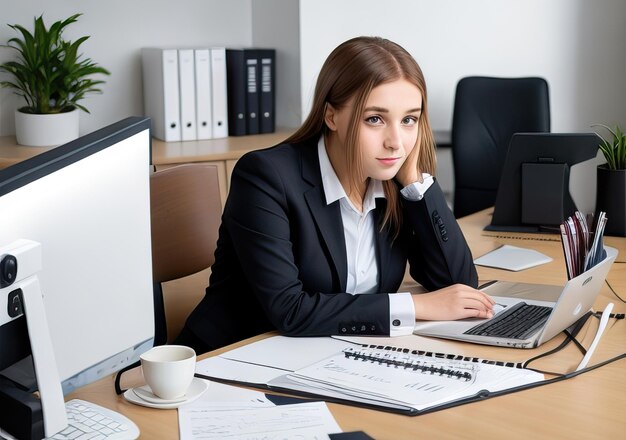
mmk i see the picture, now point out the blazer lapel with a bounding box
[301,141,348,292]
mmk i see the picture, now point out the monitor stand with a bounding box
[0,240,67,439]
[0,373,44,440]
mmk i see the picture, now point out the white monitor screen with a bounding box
[0,117,154,393]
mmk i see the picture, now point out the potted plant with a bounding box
[0,13,110,147]
[594,123,626,236]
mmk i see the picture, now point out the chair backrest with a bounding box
[451,76,550,218]
[150,163,222,344]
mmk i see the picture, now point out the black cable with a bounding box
[525,307,626,376]
[561,352,626,378]
[521,312,592,371]
[605,278,626,303]
[563,328,589,354]
[593,311,625,319]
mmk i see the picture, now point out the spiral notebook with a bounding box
[195,336,544,415]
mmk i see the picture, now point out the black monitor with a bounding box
[0,117,154,439]
[485,133,601,233]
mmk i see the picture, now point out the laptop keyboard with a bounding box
[464,302,552,340]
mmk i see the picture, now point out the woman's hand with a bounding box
[412,284,495,321]
[395,140,421,187]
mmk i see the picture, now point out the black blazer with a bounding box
[184,138,477,350]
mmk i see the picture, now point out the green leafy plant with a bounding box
[0,13,110,114]
[593,124,626,170]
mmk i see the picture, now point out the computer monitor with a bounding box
[0,117,154,436]
[486,132,603,233]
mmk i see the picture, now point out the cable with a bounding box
[605,279,626,303]
[521,312,592,371]
[593,311,625,319]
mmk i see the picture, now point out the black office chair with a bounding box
[451,76,551,218]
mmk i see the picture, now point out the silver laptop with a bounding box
[413,247,617,349]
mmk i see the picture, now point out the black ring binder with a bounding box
[363,344,523,369]
[343,348,473,381]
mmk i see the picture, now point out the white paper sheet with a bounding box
[190,381,275,408]
[178,381,342,440]
[474,245,552,271]
[195,356,285,384]
[219,336,353,371]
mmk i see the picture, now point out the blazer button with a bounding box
[392,319,401,326]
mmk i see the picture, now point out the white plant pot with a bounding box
[15,108,80,147]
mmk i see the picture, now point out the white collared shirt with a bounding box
[317,137,433,336]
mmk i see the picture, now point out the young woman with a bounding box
[178,36,494,353]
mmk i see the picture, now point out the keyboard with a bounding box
[47,399,139,440]
[464,302,552,340]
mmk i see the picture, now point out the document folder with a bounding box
[210,48,229,138]
[178,49,197,141]
[195,336,546,416]
[141,48,181,142]
[194,49,213,140]
[226,49,247,136]
[244,51,260,135]
[257,49,276,134]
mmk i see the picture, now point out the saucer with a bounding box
[133,386,187,404]
[123,377,209,409]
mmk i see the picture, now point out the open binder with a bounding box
[195,336,545,415]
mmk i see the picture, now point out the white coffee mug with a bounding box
[140,345,196,400]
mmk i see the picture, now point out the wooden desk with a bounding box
[61,210,626,438]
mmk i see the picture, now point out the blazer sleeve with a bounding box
[401,180,478,290]
[223,150,391,337]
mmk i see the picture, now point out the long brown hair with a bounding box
[286,36,436,236]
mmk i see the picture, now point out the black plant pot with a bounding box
[596,165,626,237]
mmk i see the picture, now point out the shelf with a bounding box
[0,130,296,170]
[151,129,294,165]
[0,136,52,169]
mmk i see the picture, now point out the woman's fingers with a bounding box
[412,284,496,321]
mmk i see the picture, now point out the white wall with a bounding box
[299,0,626,133]
[1,0,624,138]
[0,0,254,136]
[251,0,301,129]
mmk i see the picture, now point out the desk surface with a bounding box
[67,208,626,439]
